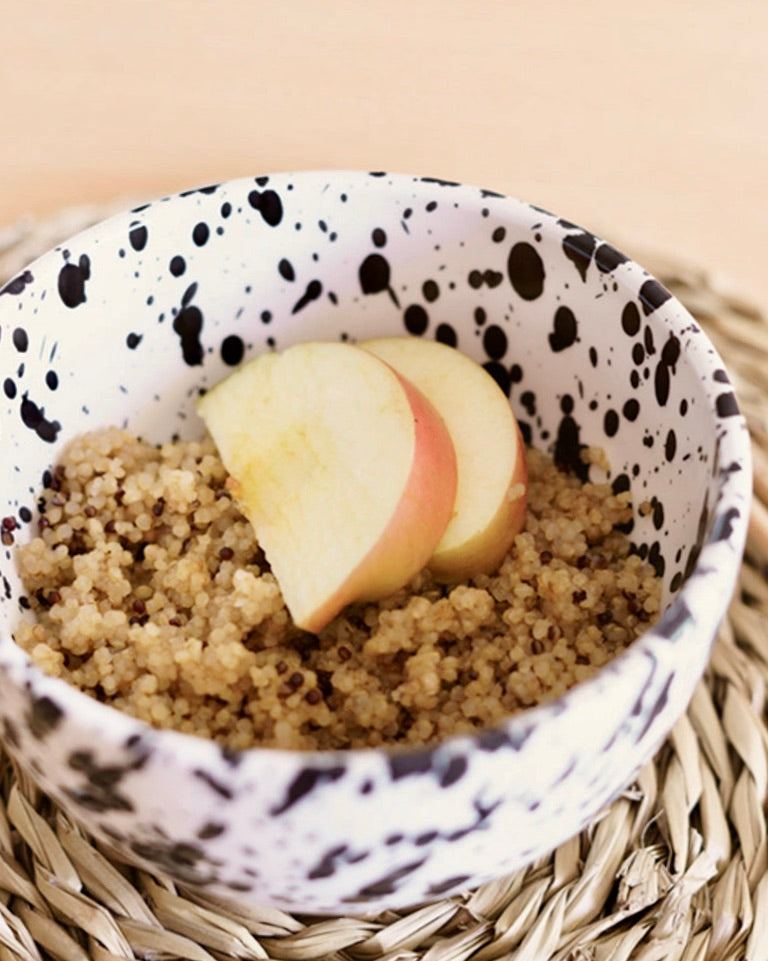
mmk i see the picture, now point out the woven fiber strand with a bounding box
[1,209,767,961]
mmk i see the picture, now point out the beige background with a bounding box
[2,1,767,307]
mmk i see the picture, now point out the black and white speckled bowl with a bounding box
[0,172,752,914]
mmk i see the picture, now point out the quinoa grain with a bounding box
[15,428,661,750]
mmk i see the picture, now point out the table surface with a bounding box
[3,1,767,308]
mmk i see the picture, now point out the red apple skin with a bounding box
[363,336,528,582]
[197,342,458,635]
[300,370,457,633]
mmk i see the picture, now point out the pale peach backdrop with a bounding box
[3,1,767,306]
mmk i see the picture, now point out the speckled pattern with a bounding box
[0,172,752,913]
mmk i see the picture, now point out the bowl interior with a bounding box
[0,170,749,695]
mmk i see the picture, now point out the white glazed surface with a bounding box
[0,172,751,913]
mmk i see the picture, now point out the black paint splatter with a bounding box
[439,756,467,787]
[197,822,226,840]
[653,334,681,406]
[359,253,399,306]
[562,230,597,282]
[173,284,204,366]
[715,392,739,417]
[429,875,472,896]
[639,279,672,315]
[404,304,428,335]
[308,844,351,879]
[435,323,457,347]
[278,258,295,281]
[221,335,245,366]
[0,270,34,296]
[20,393,61,442]
[419,176,460,186]
[508,242,545,300]
[483,324,507,359]
[554,395,588,480]
[350,859,427,901]
[622,302,641,336]
[623,398,640,421]
[292,279,322,314]
[548,306,578,351]
[665,429,677,462]
[468,269,503,289]
[656,602,692,642]
[483,362,511,397]
[359,254,389,294]
[28,695,63,738]
[612,473,631,495]
[594,243,628,273]
[193,769,234,800]
[712,507,741,541]
[270,766,345,815]
[192,222,210,246]
[661,333,680,367]
[389,752,432,780]
[644,325,656,356]
[179,184,219,197]
[519,391,536,417]
[65,748,149,813]
[248,189,283,226]
[58,255,91,308]
[477,728,513,752]
[604,409,619,437]
[129,224,148,251]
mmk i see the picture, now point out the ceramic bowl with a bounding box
[0,172,751,914]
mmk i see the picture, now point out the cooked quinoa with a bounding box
[15,427,661,751]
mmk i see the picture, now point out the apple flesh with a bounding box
[197,341,458,633]
[362,336,527,581]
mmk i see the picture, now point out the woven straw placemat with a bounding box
[1,208,767,961]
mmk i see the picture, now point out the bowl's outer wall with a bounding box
[0,172,751,912]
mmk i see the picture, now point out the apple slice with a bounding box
[362,336,527,580]
[196,341,457,633]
